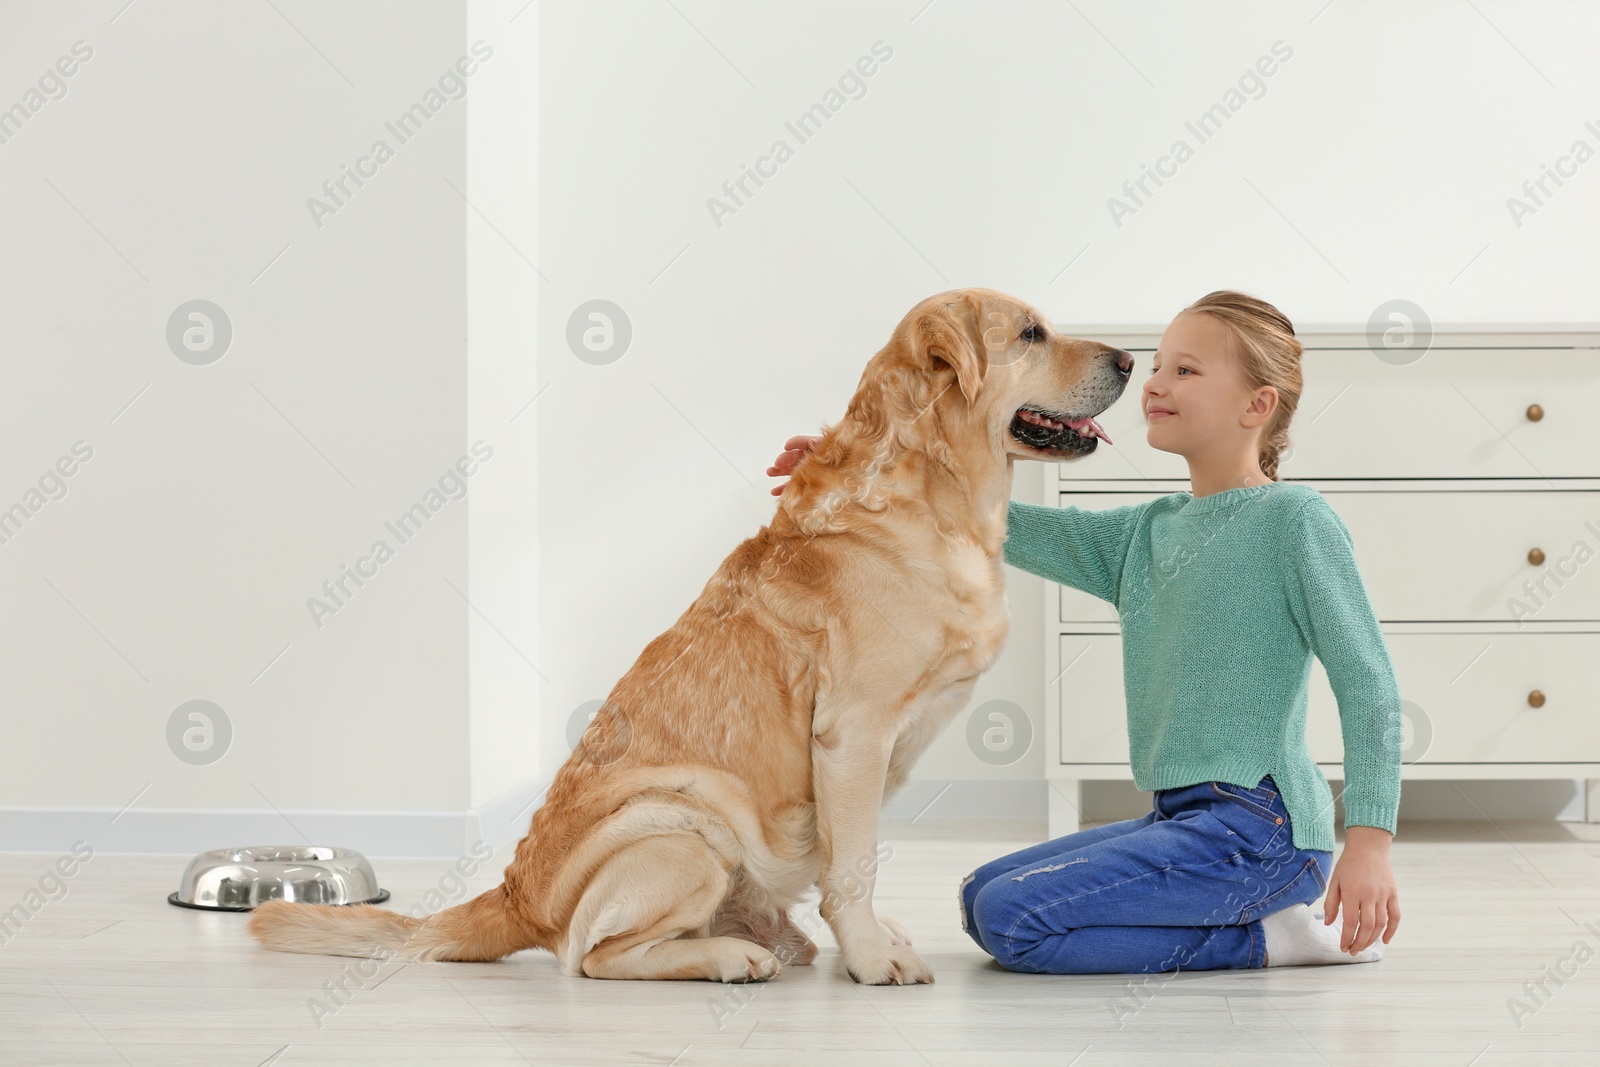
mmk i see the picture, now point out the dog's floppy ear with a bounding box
[912,297,987,407]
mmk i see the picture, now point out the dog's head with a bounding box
[781,289,1133,535]
[892,288,1132,461]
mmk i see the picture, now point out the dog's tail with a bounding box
[247,884,538,962]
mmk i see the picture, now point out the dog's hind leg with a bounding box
[709,869,819,967]
[766,909,820,966]
[566,833,781,983]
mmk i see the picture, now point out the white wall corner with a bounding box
[466,0,542,815]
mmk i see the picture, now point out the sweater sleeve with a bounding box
[1003,499,1145,607]
[1284,496,1404,836]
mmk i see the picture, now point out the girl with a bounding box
[766,290,1402,973]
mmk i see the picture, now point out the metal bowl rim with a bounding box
[166,888,391,912]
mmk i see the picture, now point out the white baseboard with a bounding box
[11,776,1577,857]
[0,778,1029,857]
[469,778,554,851]
[0,778,553,858]
[880,778,1045,822]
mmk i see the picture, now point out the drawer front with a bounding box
[1056,634,1131,763]
[1057,349,1600,482]
[1306,632,1600,763]
[1054,491,1600,624]
[1061,583,1121,625]
[1338,492,1600,622]
[1058,632,1600,764]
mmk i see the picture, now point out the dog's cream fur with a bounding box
[248,288,1130,985]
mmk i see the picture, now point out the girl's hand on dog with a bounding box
[767,435,823,496]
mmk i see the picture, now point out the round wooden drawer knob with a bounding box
[1526,403,1544,422]
[1528,547,1546,566]
[1528,690,1546,708]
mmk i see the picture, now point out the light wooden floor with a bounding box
[2,818,1598,1066]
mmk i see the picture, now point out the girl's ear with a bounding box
[1246,384,1279,424]
[912,298,986,406]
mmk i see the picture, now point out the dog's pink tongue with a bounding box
[1068,416,1112,445]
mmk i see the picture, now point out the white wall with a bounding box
[0,0,542,855]
[536,0,1598,823]
[2,1,1595,857]
[465,1,542,834]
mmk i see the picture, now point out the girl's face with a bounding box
[1143,311,1273,461]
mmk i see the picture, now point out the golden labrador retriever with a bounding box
[249,287,1131,985]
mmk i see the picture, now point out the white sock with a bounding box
[1260,903,1384,966]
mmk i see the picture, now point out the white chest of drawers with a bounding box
[1041,325,1600,839]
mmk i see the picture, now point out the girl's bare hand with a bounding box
[767,435,823,496]
[1323,828,1400,954]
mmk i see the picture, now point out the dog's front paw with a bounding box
[878,915,914,946]
[845,943,933,986]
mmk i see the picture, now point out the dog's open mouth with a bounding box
[1010,405,1113,454]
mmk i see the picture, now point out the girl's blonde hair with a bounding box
[1181,290,1303,481]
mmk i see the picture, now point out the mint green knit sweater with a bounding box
[1005,481,1402,851]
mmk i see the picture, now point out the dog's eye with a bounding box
[1020,323,1044,343]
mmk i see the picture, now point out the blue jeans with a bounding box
[959,775,1332,973]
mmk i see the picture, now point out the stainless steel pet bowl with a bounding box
[167,845,390,911]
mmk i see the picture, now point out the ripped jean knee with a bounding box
[958,871,976,931]
[958,870,981,947]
